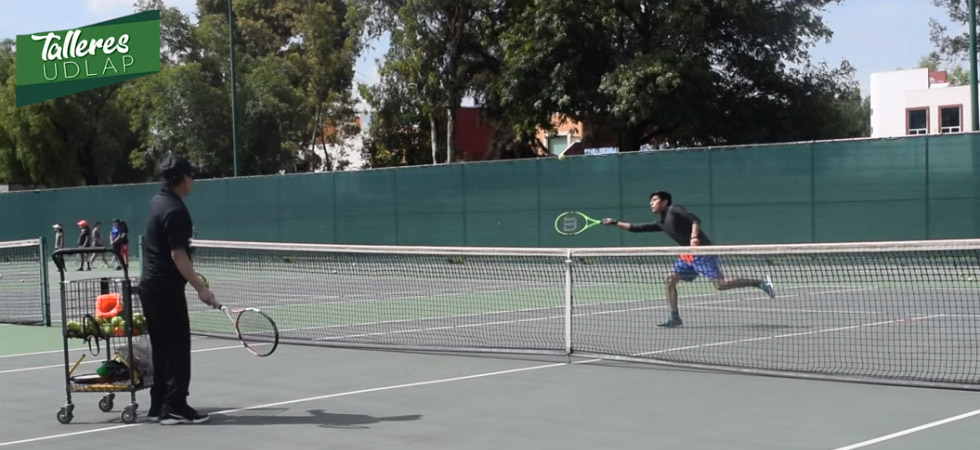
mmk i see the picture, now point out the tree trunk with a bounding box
[446,106,456,163]
[430,113,439,164]
[443,3,468,164]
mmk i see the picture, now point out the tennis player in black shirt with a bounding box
[603,191,774,327]
[140,154,216,424]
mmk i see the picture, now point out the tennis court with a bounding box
[1,237,979,449]
[0,325,978,450]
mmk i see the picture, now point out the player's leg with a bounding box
[157,289,209,425]
[137,284,169,419]
[660,259,696,327]
[702,257,774,298]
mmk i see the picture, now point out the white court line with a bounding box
[299,290,736,335]
[0,361,569,448]
[688,306,884,315]
[0,337,208,361]
[830,408,980,450]
[636,315,945,357]
[0,348,88,359]
[312,288,867,342]
[297,285,850,336]
[0,310,962,448]
[0,344,248,375]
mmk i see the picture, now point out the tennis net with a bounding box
[0,239,50,325]
[182,238,980,390]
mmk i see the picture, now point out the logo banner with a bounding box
[16,10,161,107]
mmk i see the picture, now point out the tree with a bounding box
[919,52,970,86]
[929,0,976,64]
[489,0,867,150]
[190,0,364,175]
[0,37,141,187]
[361,0,498,164]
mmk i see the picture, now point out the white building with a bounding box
[870,68,972,138]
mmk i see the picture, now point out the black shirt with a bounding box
[77,228,90,247]
[142,187,194,290]
[628,204,713,246]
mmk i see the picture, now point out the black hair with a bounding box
[650,191,672,205]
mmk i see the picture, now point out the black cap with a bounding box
[159,154,197,183]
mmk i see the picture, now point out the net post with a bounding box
[564,249,573,356]
[38,237,51,327]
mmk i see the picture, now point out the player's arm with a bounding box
[165,210,215,305]
[602,218,661,232]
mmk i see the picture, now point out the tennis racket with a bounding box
[218,303,280,357]
[554,211,603,235]
[196,272,280,357]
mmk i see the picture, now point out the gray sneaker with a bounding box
[657,316,683,328]
[759,276,775,299]
[159,405,210,425]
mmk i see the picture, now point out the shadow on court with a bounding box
[207,408,423,429]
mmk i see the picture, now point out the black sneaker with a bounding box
[147,404,161,420]
[657,316,683,328]
[159,405,210,425]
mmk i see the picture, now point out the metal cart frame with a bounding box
[52,247,150,424]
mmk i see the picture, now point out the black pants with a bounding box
[138,283,192,410]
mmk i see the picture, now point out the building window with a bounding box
[940,105,962,133]
[906,108,928,135]
[548,135,569,155]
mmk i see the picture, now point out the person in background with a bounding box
[76,220,91,271]
[110,218,127,269]
[52,224,64,250]
[88,221,110,269]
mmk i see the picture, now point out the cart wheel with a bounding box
[121,405,137,424]
[57,406,73,424]
[99,394,115,412]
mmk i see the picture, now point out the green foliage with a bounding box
[918,52,971,86]
[0,0,365,186]
[488,0,866,149]
[0,0,872,184]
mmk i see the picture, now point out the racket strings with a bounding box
[237,310,277,345]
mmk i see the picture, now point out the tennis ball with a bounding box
[558,153,566,161]
[197,273,209,289]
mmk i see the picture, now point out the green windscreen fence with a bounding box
[1,133,978,247]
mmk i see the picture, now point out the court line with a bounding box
[310,287,868,342]
[0,343,249,375]
[0,311,971,447]
[0,348,88,359]
[830,407,980,450]
[635,315,944,357]
[687,306,884,315]
[296,285,848,335]
[0,337,208,360]
[0,361,570,448]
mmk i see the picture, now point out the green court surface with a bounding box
[0,325,67,355]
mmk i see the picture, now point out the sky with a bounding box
[0,0,967,101]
